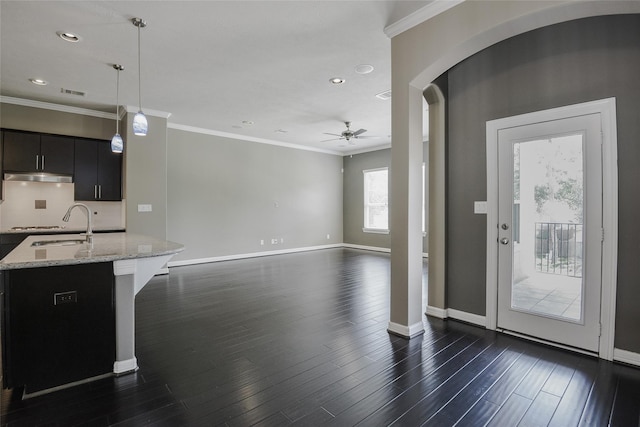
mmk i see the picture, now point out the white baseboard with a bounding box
[387,321,425,338]
[333,243,428,258]
[425,305,448,319]
[448,308,486,327]
[113,357,138,374]
[613,348,640,367]
[425,306,487,327]
[343,243,390,253]
[168,244,343,267]
[168,243,428,269]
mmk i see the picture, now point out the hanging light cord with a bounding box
[137,22,142,111]
[115,67,120,133]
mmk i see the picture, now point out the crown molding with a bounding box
[124,105,172,119]
[167,123,343,156]
[0,96,116,119]
[1,96,384,156]
[343,143,392,156]
[384,0,465,38]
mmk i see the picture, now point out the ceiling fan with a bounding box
[322,122,378,145]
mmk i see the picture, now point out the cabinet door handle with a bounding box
[41,155,45,170]
[94,185,98,199]
[36,155,40,170]
[98,185,102,199]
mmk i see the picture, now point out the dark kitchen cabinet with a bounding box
[74,138,122,201]
[3,130,74,175]
[1,262,115,393]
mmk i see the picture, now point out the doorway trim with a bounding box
[485,98,618,360]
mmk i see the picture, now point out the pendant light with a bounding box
[132,17,148,136]
[111,64,124,153]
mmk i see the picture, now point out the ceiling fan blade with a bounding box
[321,137,343,142]
[323,132,343,137]
[355,135,380,139]
[352,128,367,136]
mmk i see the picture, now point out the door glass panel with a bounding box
[511,133,584,322]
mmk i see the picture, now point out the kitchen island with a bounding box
[0,233,184,396]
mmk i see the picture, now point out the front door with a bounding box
[495,112,603,352]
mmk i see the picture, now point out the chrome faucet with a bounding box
[62,203,93,244]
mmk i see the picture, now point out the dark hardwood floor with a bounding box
[2,248,640,426]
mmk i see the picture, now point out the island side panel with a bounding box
[2,262,115,393]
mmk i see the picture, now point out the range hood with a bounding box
[4,172,73,183]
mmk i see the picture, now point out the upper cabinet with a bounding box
[3,130,74,175]
[74,138,122,201]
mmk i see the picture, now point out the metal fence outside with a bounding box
[535,222,583,278]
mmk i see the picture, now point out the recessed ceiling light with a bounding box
[274,129,288,133]
[354,64,374,74]
[29,78,48,86]
[330,77,346,85]
[242,120,254,125]
[57,31,81,42]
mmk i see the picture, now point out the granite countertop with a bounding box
[0,233,184,270]
[1,226,126,234]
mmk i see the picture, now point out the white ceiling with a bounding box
[0,1,433,154]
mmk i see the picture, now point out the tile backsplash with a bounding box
[0,181,125,230]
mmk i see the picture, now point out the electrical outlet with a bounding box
[54,291,77,305]
[280,238,284,244]
[138,204,152,212]
[326,234,330,240]
[260,240,264,245]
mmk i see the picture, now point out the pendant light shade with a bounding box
[111,64,124,153]
[132,17,148,136]
[111,133,124,153]
[133,111,148,136]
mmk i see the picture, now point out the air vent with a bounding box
[60,88,86,97]
[375,90,391,100]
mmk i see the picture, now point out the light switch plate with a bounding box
[474,201,488,214]
[138,204,152,212]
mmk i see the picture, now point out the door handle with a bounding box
[500,237,510,245]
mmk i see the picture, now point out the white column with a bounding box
[425,84,446,315]
[113,260,138,374]
[388,83,425,338]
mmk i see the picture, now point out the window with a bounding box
[362,165,427,235]
[363,168,388,232]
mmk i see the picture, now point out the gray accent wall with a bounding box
[343,144,428,252]
[166,129,343,262]
[444,14,640,353]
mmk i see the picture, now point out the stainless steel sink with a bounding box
[31,239,87,247]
